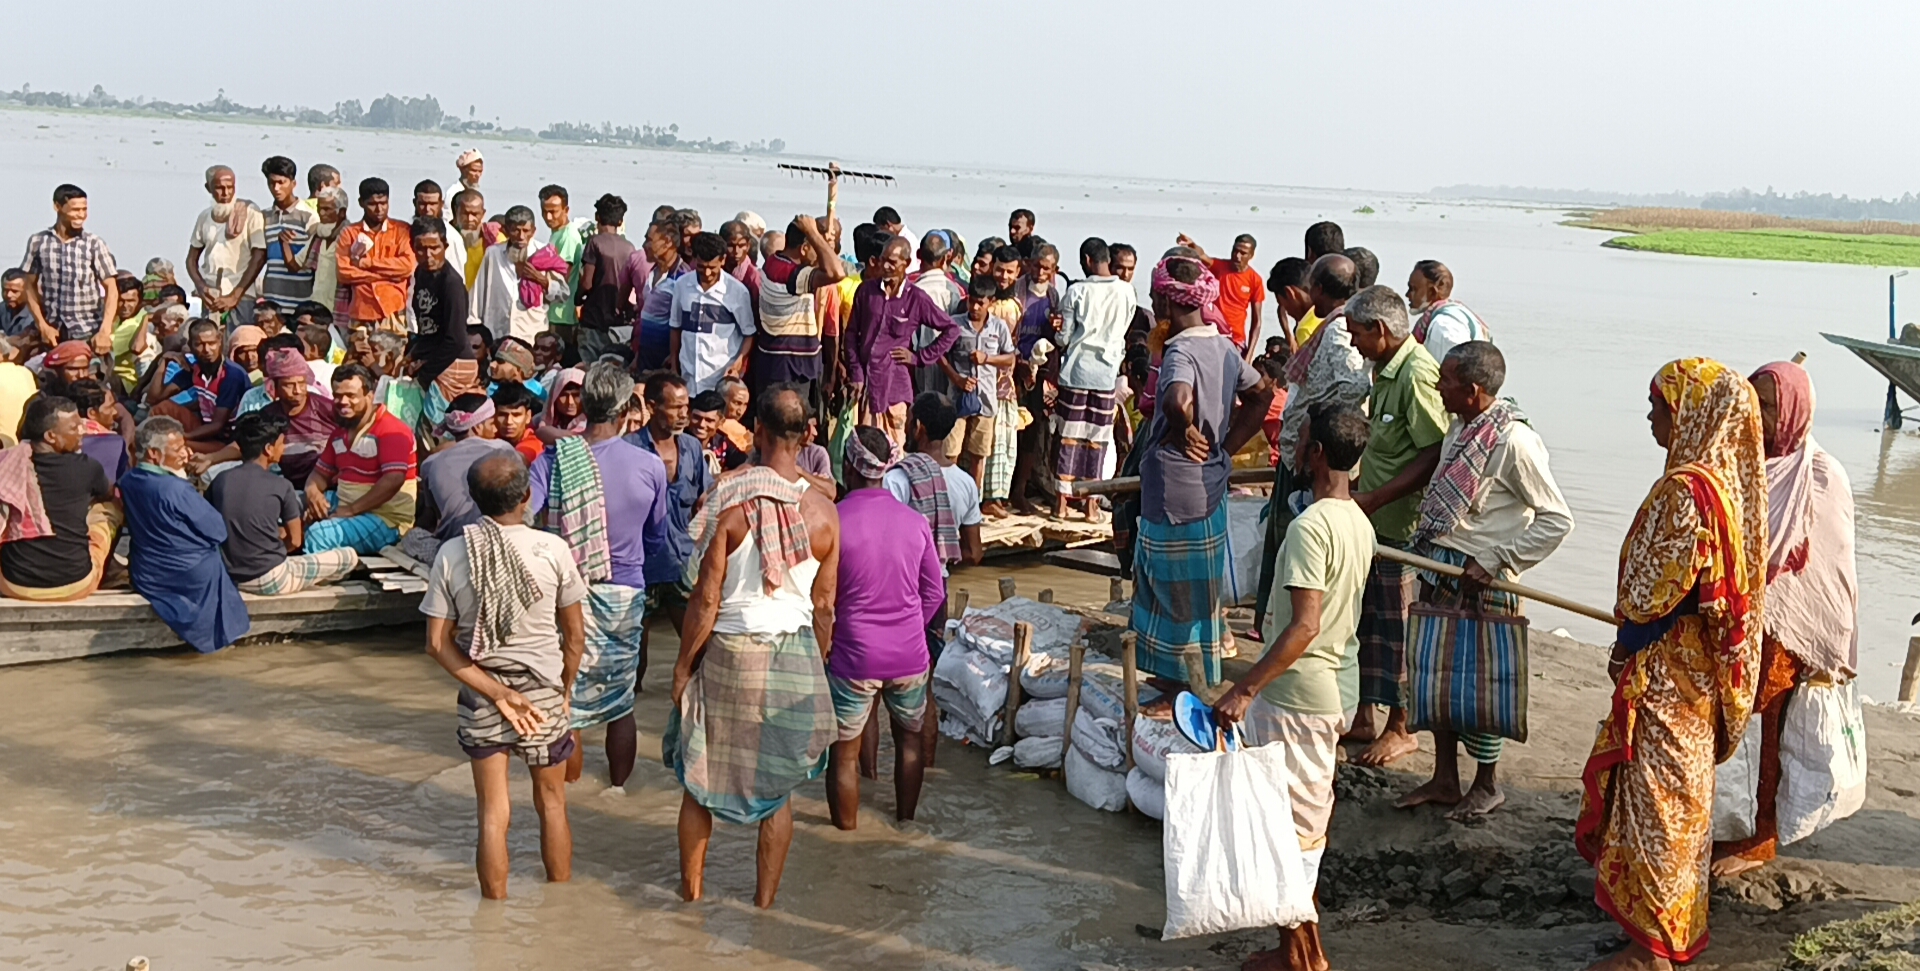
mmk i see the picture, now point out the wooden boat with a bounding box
[1823,331,1920,429]
[0,552,429,667]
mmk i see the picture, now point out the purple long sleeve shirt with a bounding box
[846,276,956,413]
[829,489,946,681]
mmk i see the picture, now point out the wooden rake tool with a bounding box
[776,161,895,229]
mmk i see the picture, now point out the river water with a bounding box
[2,108,1917,968]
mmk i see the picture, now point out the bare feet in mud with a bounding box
[1584,943,1672,971]
[1394,776,1463,809]
[1341,706,1380,743]
[1709,854,1769,879]
[1353,728,1418,766]
[1446,783,1506,821]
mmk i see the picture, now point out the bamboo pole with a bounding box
[1373,544,1617,626]
[1062,640,1086,767]
[1037,588,1055,604]
[1181,646,1228,704]
[1900,636,1920,704]
[1109,577,1125,604]
[1000,622,1033,747]
[948,587,971,622]
[1067,467,1272,497]
[1121,631,1139,770]
[998,577,1018,601]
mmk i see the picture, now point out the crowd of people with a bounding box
[0,147,1860,971]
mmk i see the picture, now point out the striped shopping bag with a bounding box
[1406,603,1530,743]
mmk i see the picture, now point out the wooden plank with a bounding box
[1043,548,1122,577]
[1068,467,1272,497]
[1061,640,1085,767]
[0,581,423,667]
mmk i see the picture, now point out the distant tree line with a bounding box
[1434,183,1920,224]
[0,84,783,156]
[1699,187,1920,222]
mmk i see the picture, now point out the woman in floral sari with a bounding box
[1576,358,1767,970]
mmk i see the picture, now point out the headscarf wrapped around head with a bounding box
[543,367,587,433]
[1749,362,1815,578]
[846,427,900,481]
[437,396,496,437]
[262,347,308,381]
[456,148,484,168]
[44,340,92,366]
[493,339,536,377]
[1616,358,1768,750]
[1149,255,1220,310]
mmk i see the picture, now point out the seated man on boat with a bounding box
[1395,341,1573,818]
[0,395,122,602]
[404,392,515,563]
[302,364,418,555]
[207,411,360,596]
[121,416,250,652]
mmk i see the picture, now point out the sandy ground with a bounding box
[0,559,1913,971]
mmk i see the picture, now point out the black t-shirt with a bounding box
[578,232,637,329]
[408,262,471,388]
[206,461,301,582]
[0,450,112,588]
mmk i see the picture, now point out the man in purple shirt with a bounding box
[826,425,945,830]
[528,363,670,790]
[844,235,956,446]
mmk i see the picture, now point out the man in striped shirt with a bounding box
[19,183,119,350]
[260,156,319,313]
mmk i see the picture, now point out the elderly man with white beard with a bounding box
[186,165,268,326]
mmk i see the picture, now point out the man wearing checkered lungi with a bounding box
[1393,341,1572,818]
[1342,285,1451,767]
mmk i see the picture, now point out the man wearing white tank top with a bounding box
[667,383,842,910]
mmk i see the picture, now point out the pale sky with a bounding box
[8,0,1917,198]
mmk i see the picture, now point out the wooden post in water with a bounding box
[998,577,1018,601]
[1037,588,1055,604]
[1062,640,1086,767]
[1901,636,1920,704]
[1000,622,1033,747]
[1121,631,1139,770]
[948,587,971,622]
[1109,577,1125,604]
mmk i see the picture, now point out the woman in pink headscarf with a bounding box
[536,367,587,445]
[1711,360,1859,877]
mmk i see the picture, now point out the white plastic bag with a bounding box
[1128,767,1165,821]
[1711,716,1762,842]
[1222,496,1268,606]
[1064,747,1129,812]
[1162,741,1317,940]
[1016,697,1068,738]
[1777,679,1867,845]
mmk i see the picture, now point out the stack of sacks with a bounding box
[1063,664,1160,813]
[1125,712,1204,821]
[933,597,1089,746]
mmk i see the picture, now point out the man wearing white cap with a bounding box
[455,150,484,197]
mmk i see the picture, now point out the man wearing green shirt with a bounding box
[1343,284,1447,768]
[540,184,585,343]
[1213,400,1374,971]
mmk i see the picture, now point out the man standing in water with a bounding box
[1343,285,1449,767]
[669,385,840,909]
[423,450,587,900]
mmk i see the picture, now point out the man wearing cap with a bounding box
[489,336,549,404]
[455,150,484,198]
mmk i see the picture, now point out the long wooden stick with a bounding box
[1000,622,1033,747]
[1067,467,1272,497]
[1062,640,1086,766]
[1374,544,1617,626]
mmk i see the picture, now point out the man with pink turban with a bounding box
[1127,254,1272,692]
